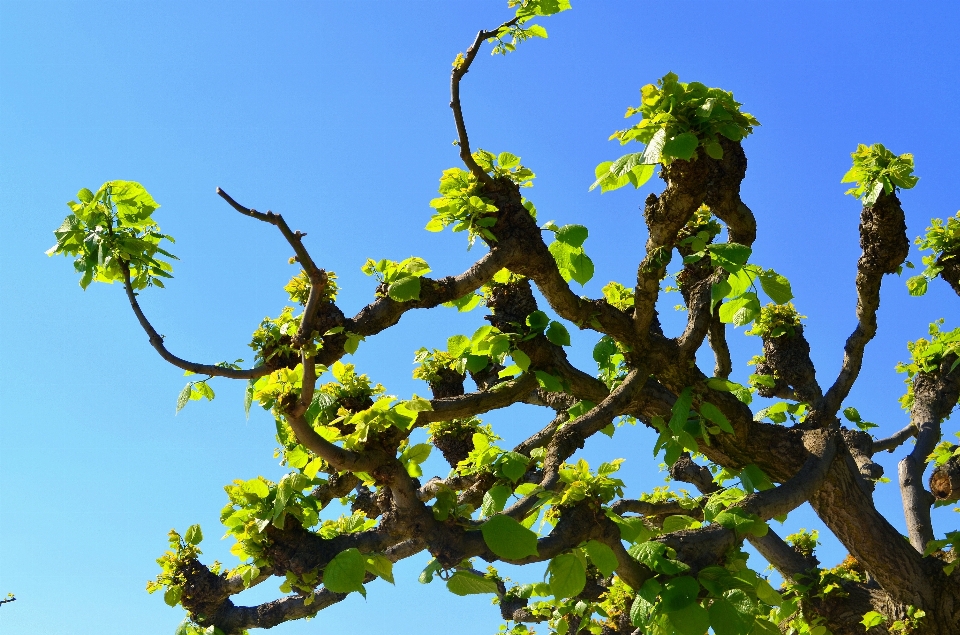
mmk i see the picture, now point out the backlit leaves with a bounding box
[842,143,918,206]
[48,181,176,290]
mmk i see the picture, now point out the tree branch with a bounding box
[873,423,917,454]
[899,354,960,552]
[822,191,909,415]
[120,263,273,380]
[449,19,518,186]
[217,188,326,348]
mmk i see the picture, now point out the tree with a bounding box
[46,3,959,634]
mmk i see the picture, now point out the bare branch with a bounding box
[822,191,909,415]
[873,423,918,454]
[120,264,272,380]
[449,19,519,185]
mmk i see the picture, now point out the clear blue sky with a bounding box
[1,1,958,633]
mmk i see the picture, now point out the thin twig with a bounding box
[217,188,325,346]
[449,18,518,185]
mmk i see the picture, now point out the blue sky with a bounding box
[1,1,958,633]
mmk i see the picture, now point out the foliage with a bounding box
[841,143,918,207]
[362,256,432,302]
[907,211,960,296]
[284,268,338,305]
[745,303,805,338]
[485,0,571,55]
[46,180,177,289]
[47,3,960,634]
[426,150,536,248]
[592,73,760,193]
[895,319,960,410]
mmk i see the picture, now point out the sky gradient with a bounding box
[1,1,958,633]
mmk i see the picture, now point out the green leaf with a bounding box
[498,152,520,169]
[662,515,701,533]
[526,310,550,331]
[759,270,793,304]
[640,128,667,164]
[906,275,928,296]
[699,402,733,434]
[610,514,654,543]
[662,132,699,161]
[387,276,421,302]
[568,251,594,285]
[861,611,886,630]
[629,541,686,575]
[708,243,752,274]
[481,514,539,560]
[419,559,441,584]
[402,443,432,465]
[496,451,530,482]
[447,334,471,357]
[668,602,711,635]
[535,370,564,392]
[704,140,724,160]
[669,387,694,433]
[661,575,700,612]
[719,292,760,326]
[740,464,772,493]
[244,379,254,418]
[446,570,499,595]
[708,597,751,635]
[344,333,362,355]
[545,321,571,346]
[755,579,782,606]
[714,508,767,537]
[286,445,310,469]
[163,586,182,607]
[547,553,586,598]
[629,594,654,628]
[323,548,366,595]
[556,224,588,248]
[584,540,619,577]
[364,553,395,584]
[176,382,192,414]
[511,350,531,371]
[242,478,270,499]
[525,24,548,38]
[481,484,512,517]
[624,163,655,189]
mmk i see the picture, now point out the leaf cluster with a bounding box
[47,181,177,290]
[906,211,960,296]
[284,268,338,305]
[486,0,571,55]
[841,143,918,207]
[895,319,960,409]
[426,151,535,248]
[591,73,760,193]
[745,303,805,339]
[362,256,431,302]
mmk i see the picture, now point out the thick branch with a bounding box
[822,191,909,415]
[873,423,917,454]
[899,355,960,552]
